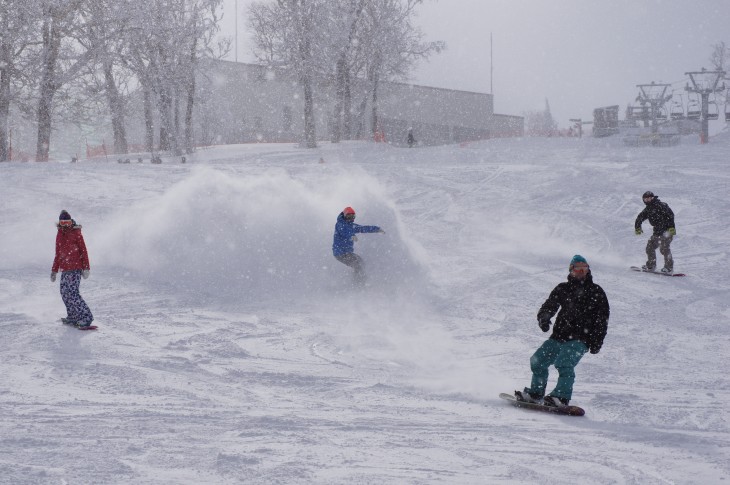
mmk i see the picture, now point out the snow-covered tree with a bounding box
[525,98,558,137]
[709,41,729,71]
[121,0,224,155]
[249,0,325,148]
[0,0,44,161]
[249,0,443,146]
[35,0,97,162]
[356,0,444,138]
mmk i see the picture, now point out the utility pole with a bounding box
[490,32,493,95]
[234,0,238,62]
[685,68,726,144]
[635,82,672,135]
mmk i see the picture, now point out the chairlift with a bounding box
[707,99,719,121]
[686,100,701,120]
[725,103,730,122]
[655,106,668,121]
[670,97,684,120]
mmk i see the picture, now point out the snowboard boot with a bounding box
[641,264,655,272]
[515,390,542,404]
[543,395,569,407]
[660,267,673,274]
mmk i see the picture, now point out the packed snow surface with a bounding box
[1,134,728,483]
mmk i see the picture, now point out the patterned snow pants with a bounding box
[60,270,93,325]
[646,233,673,271]
[525,339,587,401]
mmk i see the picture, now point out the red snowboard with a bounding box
[61,319,98,330]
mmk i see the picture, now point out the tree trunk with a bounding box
[370,75,380,138]
[158,86,172,151]
[184,37,197,154]
[297,2,316,148]
[0,16,11,162]
[302,75,317,148]
[36,15,62,162]
[103,60,128,155]
[143,84,154,152]
[174,94,180,145]
[332,56,345,143]
[343,68,352,140]
[369,52,382,139]
[185,80,195,154]
[0,52,11,162]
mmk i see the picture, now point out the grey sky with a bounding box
[219,0,729,128]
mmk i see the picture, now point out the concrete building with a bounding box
[193,60,523,148]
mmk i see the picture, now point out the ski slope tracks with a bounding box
[0,133,728,483]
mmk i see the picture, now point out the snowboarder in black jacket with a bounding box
[634,191,676,273]
[515,255,609,407]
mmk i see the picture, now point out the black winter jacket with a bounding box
[538,272,610,353]
[635,197,675,235]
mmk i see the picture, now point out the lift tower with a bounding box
[635,82,672,134]
[685,68,726,143]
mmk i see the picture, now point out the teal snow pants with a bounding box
[526,339,588,401]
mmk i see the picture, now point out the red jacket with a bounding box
[52,225,90,273]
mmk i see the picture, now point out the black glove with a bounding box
[537,312,551,332]
[589,345,601,354]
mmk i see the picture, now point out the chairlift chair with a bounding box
[670,101,684,120]
[655,107,668,121]
[707,100,719,121]
[725,103,730,122]
[687,101,701,120]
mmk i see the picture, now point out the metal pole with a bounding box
[235,0,238,62]
[490,32,493,95]
[701,92,709,144]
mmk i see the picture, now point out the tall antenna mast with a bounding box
[490,32,493,95]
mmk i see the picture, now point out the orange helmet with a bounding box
[343,207,355,216]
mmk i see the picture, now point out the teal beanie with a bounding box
[569,254,588,268]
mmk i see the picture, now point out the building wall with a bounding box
[194,60,522,147]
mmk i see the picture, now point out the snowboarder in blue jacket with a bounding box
[332,207,384,283]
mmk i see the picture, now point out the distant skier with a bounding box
[332,207,384,284]
[634,191,676,273]
[515,255,609,407]
[407,129,416,148]
[51,210,94,327]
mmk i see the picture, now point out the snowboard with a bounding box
[499,393,585,416]
[61,319,98,331]
[630,266,685,277]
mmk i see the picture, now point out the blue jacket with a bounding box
[332,213,381,256]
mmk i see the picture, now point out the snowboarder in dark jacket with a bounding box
[634,191,676,273]
[515,255,609,407]
[332,207,384,284]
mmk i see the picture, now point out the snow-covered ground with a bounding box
[1,133,728,484]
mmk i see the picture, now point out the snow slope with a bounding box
[0,134,728,484]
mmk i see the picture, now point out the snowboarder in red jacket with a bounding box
[51,210,94,327]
